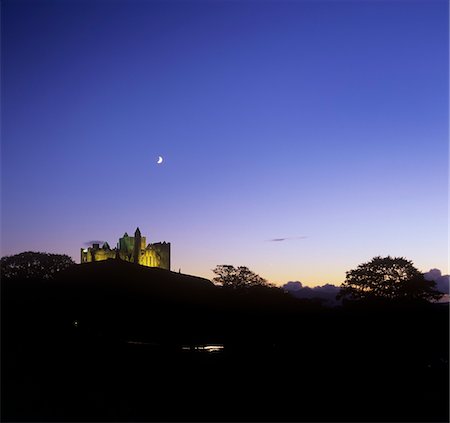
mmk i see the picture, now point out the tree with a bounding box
[212,265,271,289]
[0,251,75,280]
[337,256,443,303]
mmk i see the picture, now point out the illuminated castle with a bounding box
[81,227,170,270]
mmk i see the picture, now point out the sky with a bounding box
[1,0,448,287]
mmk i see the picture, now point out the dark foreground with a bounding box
[2,261,449,422]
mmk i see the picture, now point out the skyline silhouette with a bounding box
[2,255,449,421]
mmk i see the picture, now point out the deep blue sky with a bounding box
[2,0,448,285]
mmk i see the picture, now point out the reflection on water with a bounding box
[124,340,225,353]
[182,344,224,353]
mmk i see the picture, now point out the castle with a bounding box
[81,227,170,270]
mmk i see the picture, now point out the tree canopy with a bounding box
[1,251,75,280]
[212,265,271,289]
[337,256,443,303]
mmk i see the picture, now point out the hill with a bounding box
[4,259,225,345]
[3,259,307,345]
[2,259,448,422]
[52,259,216,301]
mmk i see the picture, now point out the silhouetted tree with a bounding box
[0,251,75,280]
[337,256,443,303]
[212,265,270,289]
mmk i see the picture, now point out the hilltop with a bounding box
[52,259,216,300]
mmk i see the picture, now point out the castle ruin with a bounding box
[81,227,170,270]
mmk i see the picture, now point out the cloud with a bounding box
[267,236,308,242]
[424,269,449,295]
[84,240,106,246]
[282,269,449,306]
[283,281,341,306]
[283,281,303,291]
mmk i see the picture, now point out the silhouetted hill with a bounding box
[52,259,215,301]
[3,259,310,344]
[3,259,215,308]
[2,260,449,422]
[20,260,225,344]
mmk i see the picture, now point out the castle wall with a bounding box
[81,248,115,263]
[150,242,171,270]
[93,249,116,262]
[81,230,170,270]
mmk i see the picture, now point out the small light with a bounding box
[73,320,78,328]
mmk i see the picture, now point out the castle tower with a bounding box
[133,227,141,264]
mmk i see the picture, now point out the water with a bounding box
[181,344,224,353]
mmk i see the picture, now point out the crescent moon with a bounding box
[157,156,163,164]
